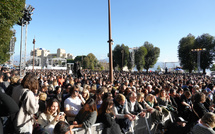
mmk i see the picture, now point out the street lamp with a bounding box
[191,48,206,73]
[33,37,36,71]
[107,0,113,83]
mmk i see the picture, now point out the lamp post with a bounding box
[191,48,206,73]
[32,37,36,71]
[107,0,113,83]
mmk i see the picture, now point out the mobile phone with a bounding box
[59,112,64,116]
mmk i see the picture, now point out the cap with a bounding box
[176,117,187,123]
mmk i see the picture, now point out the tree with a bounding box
[0,0,25,63]
[157,65,161,71]
[113,44,129,70]
[143,42,160,73]
[178,34,196,73]
[83,53,98,70]
[134,46,147,71]
[74,55,86,67]
[194,34,215,74]
[210,64,215,71]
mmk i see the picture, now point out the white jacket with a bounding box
[12,85,39,134]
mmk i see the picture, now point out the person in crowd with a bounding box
[94,87,105,109]
[38,99,66,133]
[5,75,20,96]
[71,98,97,129]
[165,117,189,134]
[137,93,163,124]
[54,86,63,103]
[113,93,135,133]
[53,121,73,134]
[191,112,215,134]
[97,99,122,134]
[82,88,90,101]
[64,85,85,122]
[127,91,146,117]
[189,92,209,128]
[11,72,40,134]
[0,89,19,134]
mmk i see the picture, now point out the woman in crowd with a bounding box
[54,86,63,103]
[38,98,66,133]
[145,94,162,112]
[82,88,90,101]
[189,92,209,127]
[71,98,97,129]
[97,99,122,134]
[11,72,40,134]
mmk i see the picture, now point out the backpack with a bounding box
[3,90,29,134]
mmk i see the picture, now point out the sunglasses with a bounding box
[74,90,79,93]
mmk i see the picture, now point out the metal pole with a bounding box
[33,40,35,71]
[24,21,28,75]
[20,22,23,77]
[197,51,201,73]
[108,0,113,83]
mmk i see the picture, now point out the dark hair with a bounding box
[84,98,97,113]
[45,98,60,115]
[194,92,205,103]
[98,99,114,115]
[54,121,70,134]
[21,72,39,92]
[69,85,79,95]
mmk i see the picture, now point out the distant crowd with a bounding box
[1,67,215,134]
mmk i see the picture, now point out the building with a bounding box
[29,48,73,69]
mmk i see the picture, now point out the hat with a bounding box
[176,117,187,123]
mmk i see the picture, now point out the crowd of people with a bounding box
[1,67,215,134]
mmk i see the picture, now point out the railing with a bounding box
[71,112,173,134]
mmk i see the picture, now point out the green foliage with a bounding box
[113,44,129,70]
[74,55,86,67]
[143,42,160,72]
[157,65,161,71]
[83,53,98,70]
[0,0,25,64]
[194,34,215,74]
[210,64,215,71]
[178,34,196,73]
[67,59,74,63]
[135,46,147,71]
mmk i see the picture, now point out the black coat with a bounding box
[97,113,122,134]
[127,99,142,115]
[190,102,208,123]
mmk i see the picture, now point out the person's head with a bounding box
[54,121,72,134]
[184,90,192,99]
[170,88,176,96]
[82,88,90,101]
[46,99,60,115]
[55,86,62,94]
[200,112,215,128]
[159,89,166,97]
[69,85,79,97]
[102,92,113,101]
[147,85,152,92]
[115,93,126,105]
[10,75,20,84]
[145,94,154,103]
[21,72,39,95]
[98,99,114,115]
[83,98,97,112]
[128,91,137,102]
[41,85,48,92]
[194,92,206,103]
[137,92,144,102]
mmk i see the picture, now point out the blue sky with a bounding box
[13,0,215,63]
